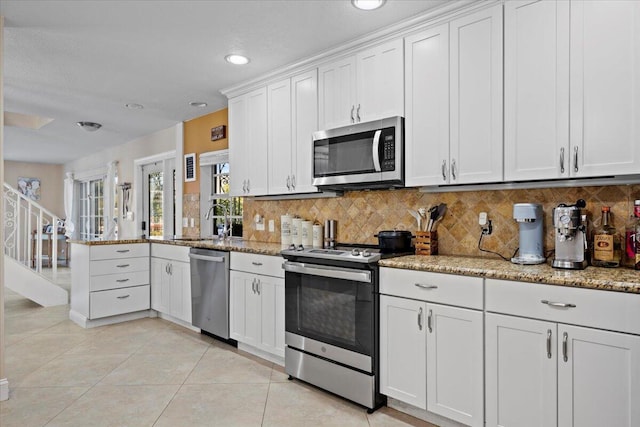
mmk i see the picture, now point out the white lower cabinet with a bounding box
[379,268,484,426]
[486,279,640,427]
[230,253,285,358]
[150,244,191,324]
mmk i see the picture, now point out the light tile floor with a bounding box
[2,286,436,427]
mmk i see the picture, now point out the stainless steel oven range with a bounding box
[281,244,392,412]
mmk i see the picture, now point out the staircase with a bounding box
[3,182,69,306]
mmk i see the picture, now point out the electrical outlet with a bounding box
[182,217,188,228]
[256,222,265,231]
[479,212,488,226]
[268,219,275,232]
[479,212,493,235]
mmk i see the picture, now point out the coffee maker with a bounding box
[512,203,545,265]
[552,199,588,269]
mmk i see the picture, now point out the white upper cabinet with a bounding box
[504,0,570,181]
[228,88,269,197]
[267,70,319,195]
[267,78,293,195]
[319,39,403,130]
[449,4,503,184]
[404,24,450,187]
[570,0,640,177]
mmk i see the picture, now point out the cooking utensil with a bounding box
[408,210,421,230]
[426,206,438,231]
[431,203,447,231]
[374,230,414,252]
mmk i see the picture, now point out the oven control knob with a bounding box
[288,244,296,251]
[351,248,361,256]
[362,249,371,257]
[297,244,304,251]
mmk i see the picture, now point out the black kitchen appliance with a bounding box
[281,243,412,412]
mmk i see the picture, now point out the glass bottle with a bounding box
[624,200,640,268]
[592,206,621,268]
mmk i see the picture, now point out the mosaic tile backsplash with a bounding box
[241,184,640,259]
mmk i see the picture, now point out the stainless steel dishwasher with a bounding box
[189,248,230,339]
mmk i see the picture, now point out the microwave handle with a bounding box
[372,130,382,172]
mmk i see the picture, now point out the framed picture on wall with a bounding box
[17,177,41,201]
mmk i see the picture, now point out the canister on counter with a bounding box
[281,214,292,245]
[292,217,303,246]
[301,220,313,246]
[312,223,323,248]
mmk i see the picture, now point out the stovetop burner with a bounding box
[281,242,414,263]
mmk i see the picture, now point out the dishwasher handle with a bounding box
[189,253,225,263]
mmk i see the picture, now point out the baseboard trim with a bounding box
[237,342,284,367]
[0,378,9,401]
[69,309,153,329]
[387,397,466,427]
[156,312,200,333]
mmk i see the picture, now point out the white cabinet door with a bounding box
[426,303,483,427]
[246,87,269,196]
[558,324,640,427]
[268,78,292,195]
[318,56,356,130]
[485,313,557,427]
[229,271,249,342]
[504,0,570,181]
[291,69,318,194]
[380,295,427,409]
[449,4,503,184]
[228,95,247,197]
[570,0,640,177]
[404,24,450,186]
[257,276,285,357]
[169,261,191,324]
[150,257,166,313]
[356,39,404,123]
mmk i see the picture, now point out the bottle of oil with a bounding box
[592,206,621,267]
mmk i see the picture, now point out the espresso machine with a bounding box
[512,203,545,265]
[552,199,588,269]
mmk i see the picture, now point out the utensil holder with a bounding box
[415,231,438,255]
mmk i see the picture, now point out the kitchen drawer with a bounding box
[90,257,149,276]
[151,243,190,263]
[90,270,150,292]
[380,267,483,310]
[90,243,149,261]
[89,285,150,319]
[486,279,640,335]
[230,252,284,278]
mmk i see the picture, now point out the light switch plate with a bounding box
[182,217,188,227]
[268,219,275,232]
[190,218,195,228]
[256,222,265,231]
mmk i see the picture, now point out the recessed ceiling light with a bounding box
[351,0,386,11]
[125,103,144,109]
[189,101,208,108]
[225,54,250,65]
[76,121,102,132]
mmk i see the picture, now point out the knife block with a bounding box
[415,231,438,255]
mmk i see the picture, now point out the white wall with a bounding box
[4,161,64,218]
[64,124,181,239]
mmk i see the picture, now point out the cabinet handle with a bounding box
[291,174,296,190]
[243,180,247,193]
[350,105,355,123]
[286,176,291,190]
[541,300,576,308]
[165,264,169,274]
[256,279,261,295]
[573,146,579,173]
[417,307,423,331]
[451,159,457,181]
[441,160,447,181]
[116,294,130,299]
[169,263,173,275]
[356,104,361,122]
[246,179,250,193]
[560,148,565,174]
[563,332,569,362]
[116,249,130,253]
[116,264,130,268]
[414,283,438,290]
[252,262,263,266]
[547,329,552,359]
[116,279,130,283]
[251,278,256,294]
[427,309,433,333]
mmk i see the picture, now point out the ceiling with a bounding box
[1,0,450,165]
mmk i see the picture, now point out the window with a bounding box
[141,157,176,239]
[209,162,243,236]
[79,178,104,241]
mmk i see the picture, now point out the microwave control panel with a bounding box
[381,132,395,171]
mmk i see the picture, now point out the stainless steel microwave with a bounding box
[312,116,404,190]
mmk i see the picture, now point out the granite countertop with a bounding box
[70,237,286,257]
[379,255,640,294]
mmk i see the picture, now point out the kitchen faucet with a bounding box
[204,202,231,238]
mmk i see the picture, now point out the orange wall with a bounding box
[183,108,228,194]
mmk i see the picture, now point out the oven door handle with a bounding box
[283,261,372,283]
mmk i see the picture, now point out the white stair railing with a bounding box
[3,182,63,274]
